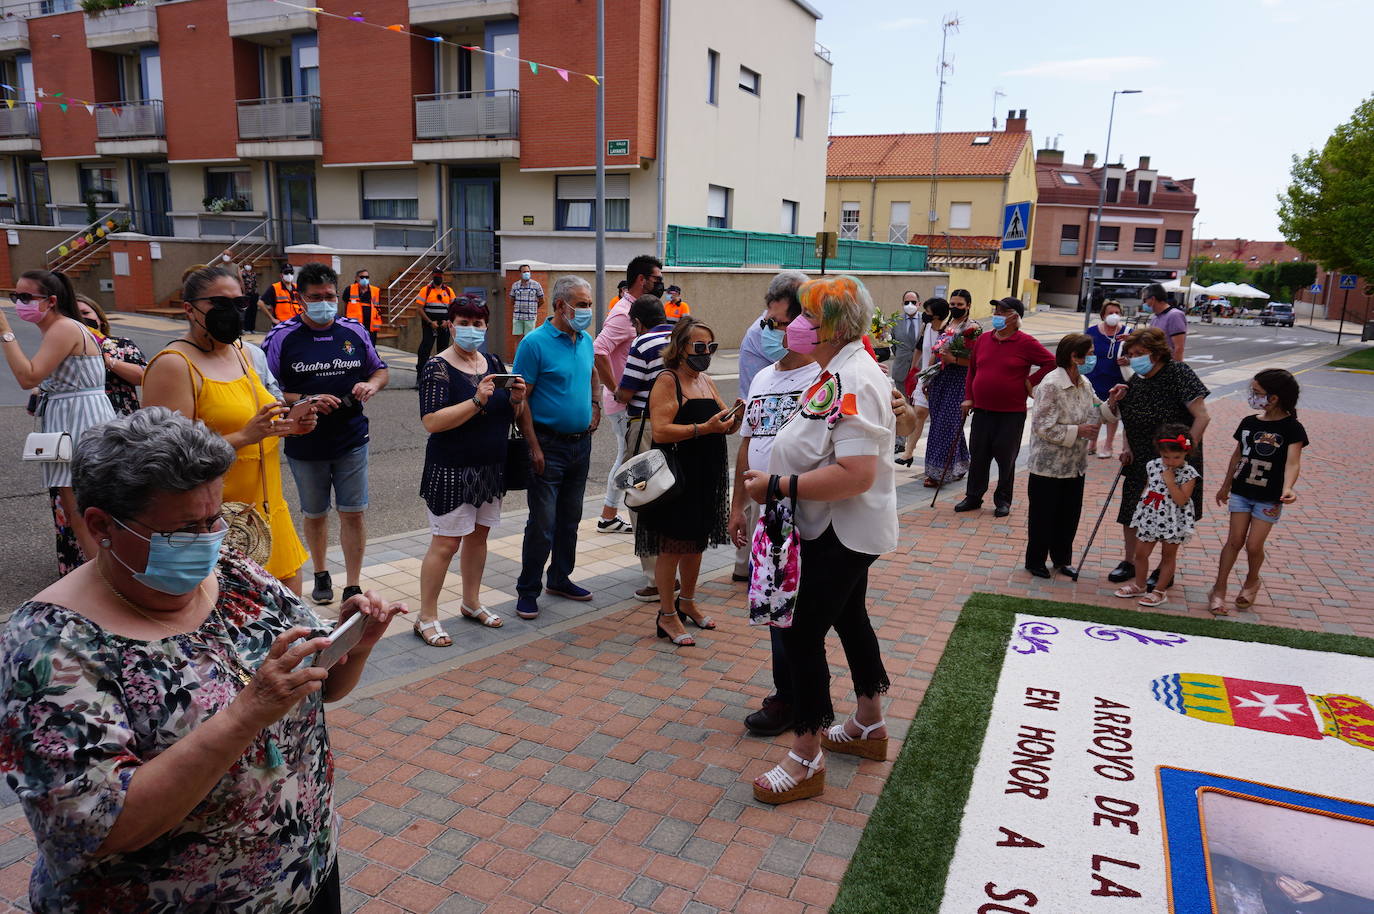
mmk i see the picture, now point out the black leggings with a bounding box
[305,861,341,914]
[778,526,888,735]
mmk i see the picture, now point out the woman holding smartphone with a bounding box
[142,265,314,594]
[635,317,741,648]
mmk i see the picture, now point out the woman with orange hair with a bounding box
[741,275,898,806]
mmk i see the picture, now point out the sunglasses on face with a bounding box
[189,295,252,313]
[9,291,49,304]
[689,341,719,355]
[759,316,792,331]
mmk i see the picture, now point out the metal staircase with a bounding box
[384,228,454,332]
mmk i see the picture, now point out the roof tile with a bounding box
[827,131,1031,177]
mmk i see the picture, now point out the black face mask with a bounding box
[82,318,101,331]
[950,306,968,317]
[200,305,243,345]
[921,313,934,324]
[651,281,666,298]
[685,353,712,373]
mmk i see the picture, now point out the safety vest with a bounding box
[345,282,383,330]
[416,283,456,319]
[664,299,691,323]
[269,281,300,323]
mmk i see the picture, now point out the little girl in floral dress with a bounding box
[1115,423,1199,608]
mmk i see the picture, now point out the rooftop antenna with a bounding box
[991,88,1005,129]
[828,94,848,134]
[926,13,960,234]
[1053,133,1063,150]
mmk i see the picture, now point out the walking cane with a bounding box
[929,412,966,508]
[1077,464,1127,572]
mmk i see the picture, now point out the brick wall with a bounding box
[158,0,251,161]
[517,0,658,169]
[319,0,431,165]
[107,237,155,312]
[30,13,99,160]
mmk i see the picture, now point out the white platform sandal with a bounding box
[752,750,825,805]
[821,718,889,761]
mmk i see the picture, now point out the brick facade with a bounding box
[107,237,156,312]
[517,0,658,169]
[30,13,103,160]
[158,0,257,162]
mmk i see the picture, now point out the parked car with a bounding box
[1260,303,1295,327]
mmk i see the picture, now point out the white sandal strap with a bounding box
[825,719,885,742]
[787,749,824,771]
[417,619,447,634]
[761,764,797,791]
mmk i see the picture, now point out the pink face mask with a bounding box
[16,297,49,323]
[785,312,820,354]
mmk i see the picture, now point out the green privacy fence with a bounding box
[666,225,928,272]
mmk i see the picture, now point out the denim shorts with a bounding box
[1228,492,1282,524]
[287,444,369,518]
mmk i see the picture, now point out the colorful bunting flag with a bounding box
[556,69,569,81]
[34,102,41,112]
[3,100,11,109]
[59,103,67,112]
[528,61,538,74]
[0,83,12,91]
[426,35,441,42]
[84,105,94,115]
[385,23,404,31]
[587,75,600,85]
[36,88,44,98]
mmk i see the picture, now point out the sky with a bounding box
[813,0,1374,240]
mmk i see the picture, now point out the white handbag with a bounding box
[614,448,678,508]
[23,431,73,463]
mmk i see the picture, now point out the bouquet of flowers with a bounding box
[869,309,901,345]
[915,324,982,388]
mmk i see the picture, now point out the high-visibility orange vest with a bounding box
[416,283,456,317]
[345,282,383,330]
[664,298,691,323]
[267,281,300,323]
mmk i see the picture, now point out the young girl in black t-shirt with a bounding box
[1210,368,1308,615]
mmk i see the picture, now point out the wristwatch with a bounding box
[0,332,14,343]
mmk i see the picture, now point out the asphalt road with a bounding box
[0,306,1359,610]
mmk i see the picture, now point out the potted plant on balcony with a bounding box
[80,0,142,15]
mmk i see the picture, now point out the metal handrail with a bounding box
[45,208,129,268]
[385,228,452,323]
[212,216,277,271]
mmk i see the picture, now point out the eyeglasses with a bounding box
[9,291,48,304]
[189,295,252,313]
[758,317,792,331]
[689,341,719,355]
[300,294,339,304]
[122,513,228,548]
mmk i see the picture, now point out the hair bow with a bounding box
[1157,434,1191,451]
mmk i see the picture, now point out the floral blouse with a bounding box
[1028,366,1113,479]
[101,335,147,417]
[0,551,335,913]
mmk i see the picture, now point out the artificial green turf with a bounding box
[1328,347,1374,371]
[830,593,1374,914]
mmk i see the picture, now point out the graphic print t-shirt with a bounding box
[740,361,823,472]
[263,316,387,461]
[1230,414,1308,503]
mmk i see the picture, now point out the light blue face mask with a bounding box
[570,307,593,332]
[760,325,788,363]
[304,300,337,324]
[110,516,228,595]
[1129,354,1154,376]
[1082,355,1098,374]
[454,325,486,352]
[990,314,1007,331]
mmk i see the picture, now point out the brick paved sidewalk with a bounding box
[0,394,1369,913]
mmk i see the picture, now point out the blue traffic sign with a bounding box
[1310,283,1323,293]
[1339,274,1358,290]
[1001,201,1031,251]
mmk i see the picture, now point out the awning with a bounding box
[928,254,993,268]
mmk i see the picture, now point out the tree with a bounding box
[1279,95,1374,284]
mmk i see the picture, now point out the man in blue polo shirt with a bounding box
[264,261,389,606]
[511,274,600,620]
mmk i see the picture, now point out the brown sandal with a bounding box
[1236,578,1261,610]
[1206,588,1229,616]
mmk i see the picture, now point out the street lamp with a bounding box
[1082,89,1143,330]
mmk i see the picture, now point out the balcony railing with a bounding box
[236,96,320,141]
[94,99,164,139]
[415,89,518,140]
[0,101,37,137]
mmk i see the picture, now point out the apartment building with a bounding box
[0,0,830,313]
[823,111,1038,305]
[1031,149,1198,309]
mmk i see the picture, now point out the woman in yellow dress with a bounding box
[142,265,312,593]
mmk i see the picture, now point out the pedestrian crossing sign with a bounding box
[1001,201,1030,251]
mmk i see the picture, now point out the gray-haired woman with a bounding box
[0,407,406,913]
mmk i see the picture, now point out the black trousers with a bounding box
[305,861,341,914]
[964,409,1027,508]
[417,322,450,369]
[1024,473,1086,568]
[778,526,887,735]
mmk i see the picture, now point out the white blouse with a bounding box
[768,339,898,555]
[1028,366,1116,479]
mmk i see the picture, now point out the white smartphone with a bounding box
[312,612,371,670]
[488,374,523,389]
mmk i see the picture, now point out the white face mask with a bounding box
[903,302,919,316]
[521,271,531,281]
[1104,313,1122,327]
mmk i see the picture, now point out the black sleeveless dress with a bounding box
[634,388,730,557]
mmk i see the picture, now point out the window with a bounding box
[795,93,804,139]
[840,201,860,239]
[707,184,731,229]
[1133,227,1156,253]
[1059,173,1081,185]
[780,199,798,235]
[971,135,991,145]
[1137,180,1152,206]
[1096,225,1120,252]
[362,168,419,220]
[738,66,760,96]
[706,49,718,105]
[79,164,118,204]
[888,201,910,243]
[1105,176,1120,204]
[206,168,253,209]
[1163,229,1183,260]
[1059,224,1080,256]
[297,43,319,97]
[556,174,630,231]
[949,202,972,230]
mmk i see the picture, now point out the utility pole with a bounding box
[1082,88,1142,330]
[593,0,606,326]
[990,88,1005,129]
[925,14,959,239]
